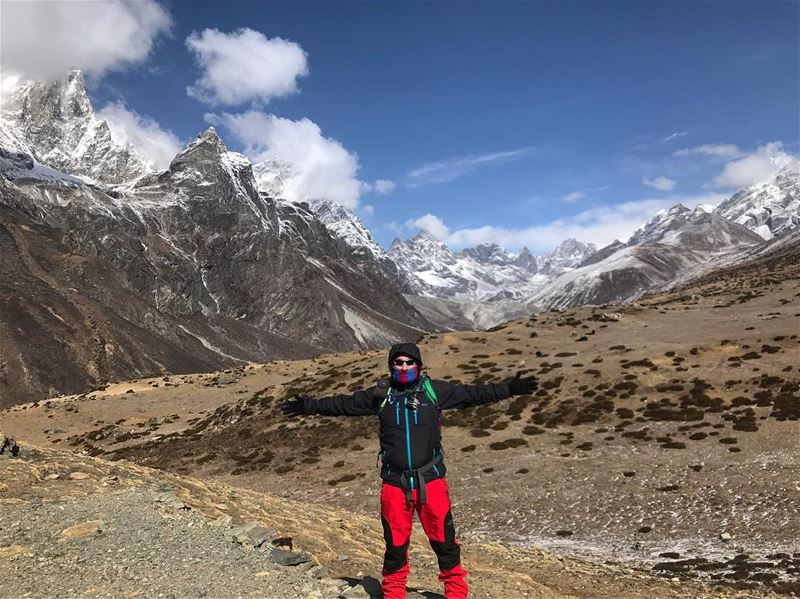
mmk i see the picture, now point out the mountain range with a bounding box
[0,72,430,406]
[0,69,798,405]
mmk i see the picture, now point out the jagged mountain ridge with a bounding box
[245,134,798,314]
[0,73,434,406]
[525,165,800,310]
[387,233,596,302]
[0,71,149,185]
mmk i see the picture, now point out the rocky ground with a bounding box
[2,237,798,597]
[0,444,780,599]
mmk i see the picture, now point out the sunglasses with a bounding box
[392,359,417,367]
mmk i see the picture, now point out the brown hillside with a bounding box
[3,235,799,596]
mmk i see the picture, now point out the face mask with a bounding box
[391,364,419,385]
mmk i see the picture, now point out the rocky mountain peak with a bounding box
[0,70,148,185]
[458,243,509,265]
[57,69,93,118]
[309,199,386,259]
[177,127,228,159]
[150,128,265,219]
[628,203,693,245]
[539,238,597,275]
[389,231,457,269]
[512,247,539,274]
[167,127,255,182]
[15,69,93,121]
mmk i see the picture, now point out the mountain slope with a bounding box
[529,206,764,309]
[8,231,796,596]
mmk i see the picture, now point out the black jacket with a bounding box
[301,377,512,487]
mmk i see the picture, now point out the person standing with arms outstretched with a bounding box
[282,342,537,599]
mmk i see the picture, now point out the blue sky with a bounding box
[2,1,798,252]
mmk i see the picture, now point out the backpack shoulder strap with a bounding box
[422,376,439,407]
[375,378,392,412]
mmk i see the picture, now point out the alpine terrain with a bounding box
[0,71,433,407]
[2,227,798,598]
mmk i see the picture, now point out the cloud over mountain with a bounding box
[208,110,363,209]
[405,194,729,252]
[98,102,183,170]
[0,0,171,79]
[712,142,795,189]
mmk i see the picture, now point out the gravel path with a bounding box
[0,486,379,599]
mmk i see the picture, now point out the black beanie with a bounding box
[388,343,423,367]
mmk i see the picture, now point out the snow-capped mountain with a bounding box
[2,69,798,404]
[308,199,385,260]
[251,159,410,289]
[528,205,764,309]
[387,234,594,302]
[714,159,799,240]
[0,71,148,185]
[538,238,597,275]
[0,74,433,406]
[628,204,696,246]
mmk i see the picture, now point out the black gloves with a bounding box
[508,371,537,396]
[281,397,306,418]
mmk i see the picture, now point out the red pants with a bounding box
[380,477,469,599]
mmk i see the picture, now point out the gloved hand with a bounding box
[281,397,306,417]
[508,371,537,396]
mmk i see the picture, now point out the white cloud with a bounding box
[712,142,795,189]
[407,148,530,186]
[97,101,182,170]
[412,193,728,253]
[186,28,308,106]
[561,191,585,203]
[360,204,375,216]
[662,131,688,143]
[643,176,677,191]
[408,214,451,240]
[208,110,363,209]
[373,179,397,195]
[0,0,171,80]
[674,144,741,158]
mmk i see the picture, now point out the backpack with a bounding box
[376,375,439,412]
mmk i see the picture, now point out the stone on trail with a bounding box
[227,521,277,548]
[270,546,312,566]
[60,519,103,539]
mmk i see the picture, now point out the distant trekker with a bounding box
[282,342,537,599]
